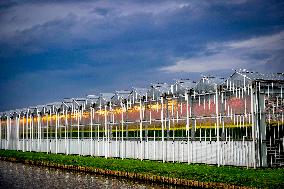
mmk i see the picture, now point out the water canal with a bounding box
[0,161,184,189]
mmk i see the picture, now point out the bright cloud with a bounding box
[0,1,194,37]
[161,31,284,73]
[226,31,284,50]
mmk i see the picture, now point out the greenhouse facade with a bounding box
[1,69,283,168]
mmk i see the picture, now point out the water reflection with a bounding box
[0,161,183,189]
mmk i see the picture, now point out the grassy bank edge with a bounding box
[0,150,283,188]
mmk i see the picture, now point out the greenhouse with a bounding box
[0,69,283,167]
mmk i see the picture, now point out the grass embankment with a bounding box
[0,150,283,188]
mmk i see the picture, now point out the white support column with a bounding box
[55,111,58,154]
[6,116,8,150]
[97,109,100,157]
[21,115,24,152]
[29,114,32,152]
[79,109,82,155]
[121,105,124,159]
[109,103,112,158]
[90,107,93,156]
[115,114,118,157]
[64,109,68,155]
[250,84,256,168]
[71,106,75,154]
[139,99,143,161]
[186,93,190,164]
[161,97,165,163]
[0,117,2,149]
[8,116,13,149]
[104,105,107,158]
[17,115,20,151]
[96,105,100,156]
[47,111,49,154]
[37,111,40,152]
[15,116,18,150]
[76,110,80,155]
[39,113,42,152]
[32,114,34,151]
[146,99,149,160]
[67,109,70,155]
[256,82,267,167]
[26,113,28,152]
[215,86,220,167]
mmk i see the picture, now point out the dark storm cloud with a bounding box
[0,0,283,111]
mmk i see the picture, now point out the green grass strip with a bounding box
[0,150,283,188]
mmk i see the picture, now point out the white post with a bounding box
[15,116,18,150]
[116,116,118,157]
[186,93,190,164]
[121,105,124,159]
[109,103,112,158]
[97,110,100,157]
[14,115,17,150]
[6,116,8,149]
[67,109,70,155]
[26,113,28,152]
[161,97,165,163]
[250,84,256,168]
[47,111,49,153]
[22,115,24,152]
[77,110,80,155]
[146,100,149,160]
[215,86,220,167]
[140,99,143,160]
[55,111,58,154]
[104,105,107,158]
[40,112,42,152]
[74,109,81,155]
[29,114,32,152]
[65,109,68,155]
[90,107,93,156]
[0,117,2,149]
[8,116,11,149]
[17,115,20,151]
[37,111,40,151]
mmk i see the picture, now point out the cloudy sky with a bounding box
[0,0,283,111]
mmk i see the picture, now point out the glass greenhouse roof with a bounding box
[1,70,284,117]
